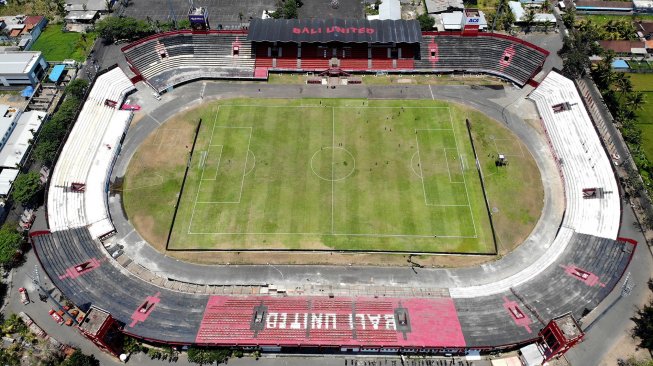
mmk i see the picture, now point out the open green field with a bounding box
[31,26,96,62]
[123,99,543,259]
[628,74,653,162]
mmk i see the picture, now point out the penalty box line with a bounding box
[448,108,478,238]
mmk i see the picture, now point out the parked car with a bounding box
[18,288,29,305]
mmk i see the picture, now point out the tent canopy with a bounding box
[21,86,34,98]
[48,64,66,83]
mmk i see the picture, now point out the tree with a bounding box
[0,225,22,267]
[33,139,60,165]
[65,79,89,100]
[561,8,575,28]
[523,7,536,33]
[11,172,43,206]
[613,72,633,102]
[542,20,554,33]
[95,16,153,43]
[60,350,99,366]
[282,0,298,18]
[417,13,435,31]
[501,10,516,32]
[631,283,653,352]
[187,347,231,365]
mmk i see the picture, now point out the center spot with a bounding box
[310,147,356,182]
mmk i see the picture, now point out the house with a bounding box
[379,0,402,20]
[0,109,46,169]
[598,40,647,56]
[0,15,47,49]
[573,0,633,12]
[635,20,653,38]
[425,0,464,13]
[633,0,653,12]
[509,1,557,23]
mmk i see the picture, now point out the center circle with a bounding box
[310,147,356,181]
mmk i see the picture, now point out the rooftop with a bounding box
[0,168,19,196]
[0,110,46,168]
[574,0,633,9]
[599,40,646,53]
[0,52,42,74]
[0,105,20,148]
[425,0,464,13]
[64,10,98,21]
[79,306,112,336]
[379,0,402,20]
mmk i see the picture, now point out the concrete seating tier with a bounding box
[122,31,256,92]
[415,33,548,86]
[47,67,134,238]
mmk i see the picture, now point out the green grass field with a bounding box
[123,98,543,259]
[31,26,96,62]
[627,74,653,162]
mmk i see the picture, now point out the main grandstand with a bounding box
[121,18,549,93]
[25,5,638,359]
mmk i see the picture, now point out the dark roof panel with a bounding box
[247,18,422,44]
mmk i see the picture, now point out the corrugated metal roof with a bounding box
[247,18,422,44]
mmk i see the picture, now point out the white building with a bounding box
[0,110,46,168]
[0,51,48,87]
[509,1,557,23]
[0,105,20,150]
[379,0,402,20]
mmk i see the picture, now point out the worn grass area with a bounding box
[468,111,543,253]
[123,99,542,260]
[31,26,96,62]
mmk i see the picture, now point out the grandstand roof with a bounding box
[247,19,422,44]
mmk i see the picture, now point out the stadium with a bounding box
[30,11,635,364]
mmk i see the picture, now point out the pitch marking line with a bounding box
[444,148,465,184]
[202,145,223,181]
[188,106,220,234]
[193,126,253,204]
[448,108,478,237]
[331,107,335,234]
[414,130,429,207]
[220,105,451,109]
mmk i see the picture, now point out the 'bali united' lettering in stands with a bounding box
[292,26,375,35]
[265,312,397,330]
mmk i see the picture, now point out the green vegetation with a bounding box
[559,28,601,79]
[631,281,653,353]
[0,225,23,267]
[268,0,303,19]
[418,13,436,31]
[124,99,542,257]
[0,0,65,20]
[95,16,153,43]
[187,347,231,365]
[33,81,86,166]
[60,350,98,366]
[31,26,96,62]
[575,17,637,40]
[484,0,516,32]
[10,172,42,206]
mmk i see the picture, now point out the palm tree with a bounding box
[543,20,554,33]
[625,91,645,115]
[613,72,633,102]
[523,8,537,33]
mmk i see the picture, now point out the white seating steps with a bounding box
[450,71,620,298]
[47,68,135,238]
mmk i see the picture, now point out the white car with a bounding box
[18,288,29,305]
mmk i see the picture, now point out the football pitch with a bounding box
[164,100,495,253]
